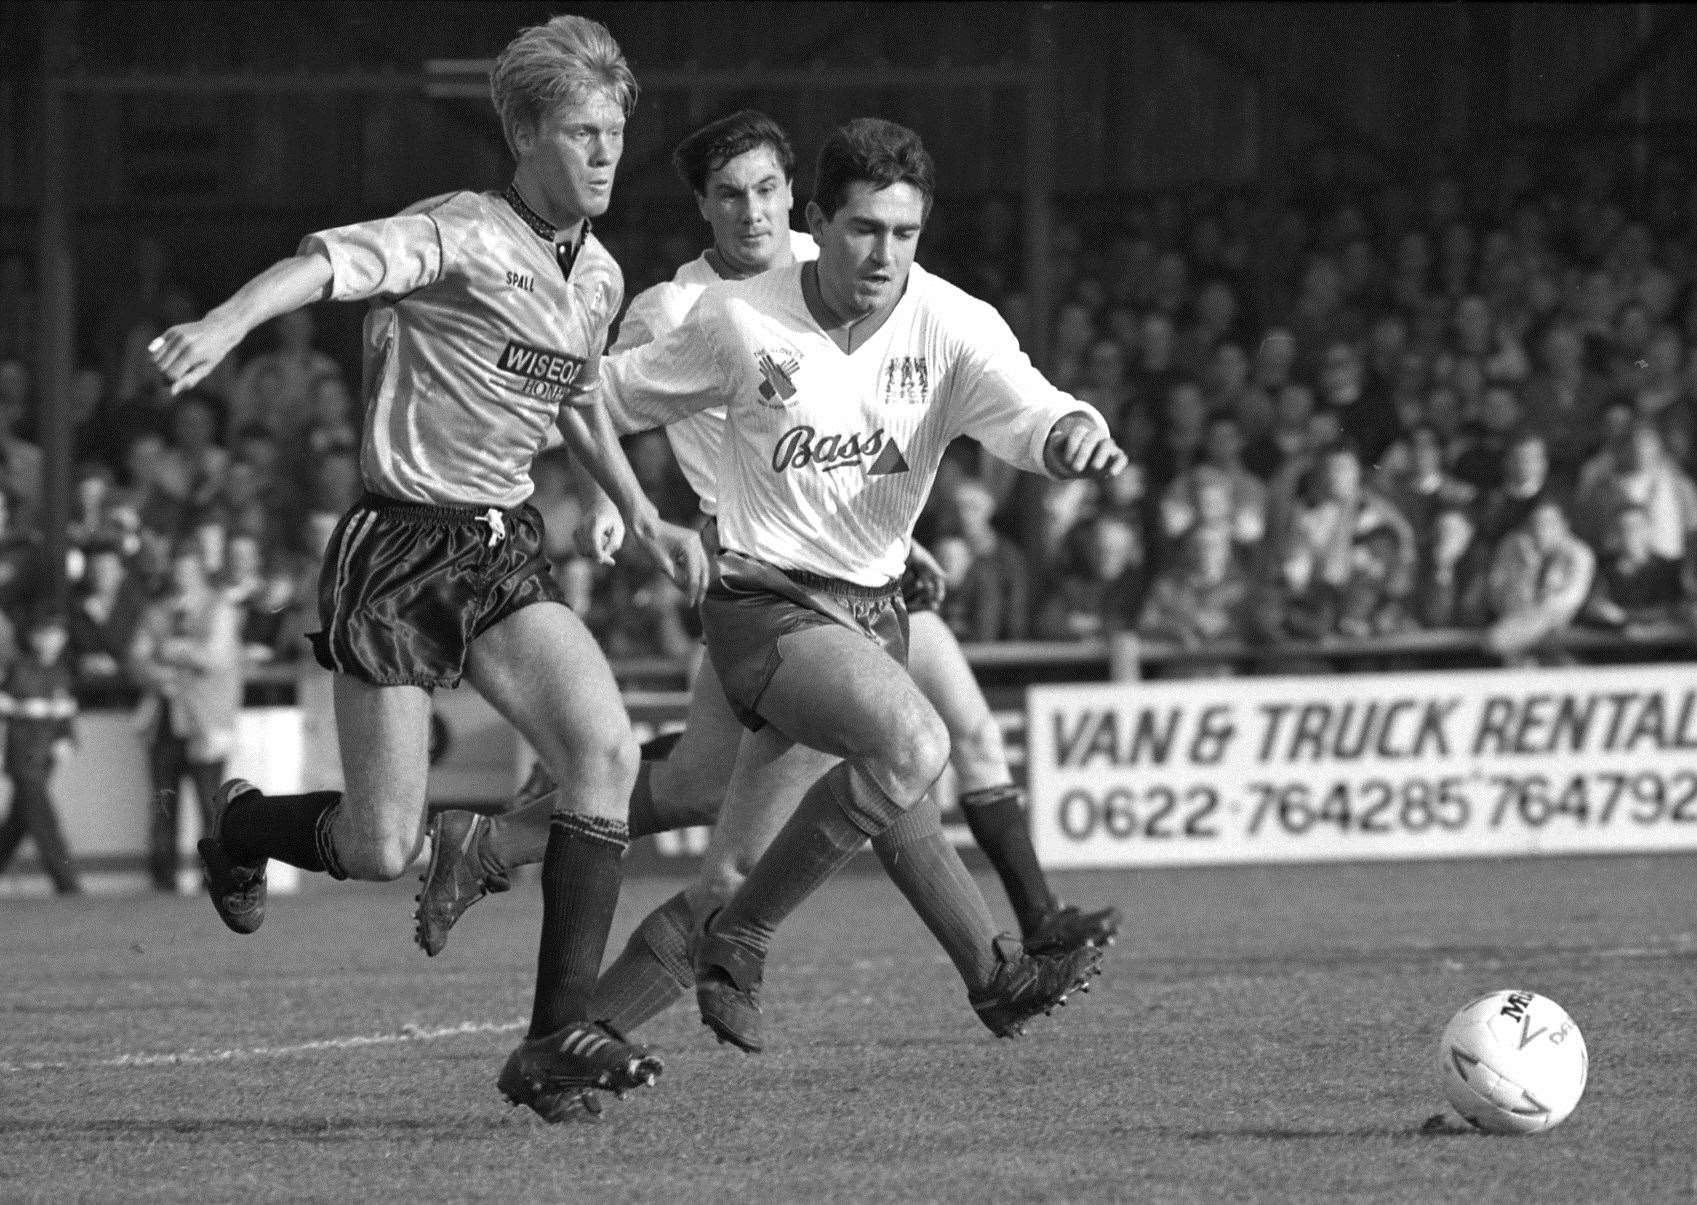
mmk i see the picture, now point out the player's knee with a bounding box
[872,702,950,806]
[686,872,741,918]
[951,711,1002,775]
[556,724,641,808]
[339,830,422,882]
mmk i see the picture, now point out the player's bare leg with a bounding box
[908,610,1121,952]
[590,725,835,1032]
[693,622,1099,1051]
[199,678,433,934]
[467,603,660,1120]
[416,657,742,955]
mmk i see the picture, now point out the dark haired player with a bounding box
[595,116,1126,1051]
[147,15,704,1122]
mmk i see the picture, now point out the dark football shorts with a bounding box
[701,550,908,732]
[309,491,565,689]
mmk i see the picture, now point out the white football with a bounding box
[1438,989,1588,1135]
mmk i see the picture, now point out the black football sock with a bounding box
[960,785,1058,936]
[527,812,629,1038]
[223,789,345,876]
[709,762,888,959]
[871,794,1001,991]
[590,890,694,1034]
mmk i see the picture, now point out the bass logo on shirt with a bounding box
[772,425,910,476]
[755,348,802,408]
[880,356,930,405]
[497,340,585,403]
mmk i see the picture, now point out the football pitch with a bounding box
[2,853,1695,1203]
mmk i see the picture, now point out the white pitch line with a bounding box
[0,1018,525,1075]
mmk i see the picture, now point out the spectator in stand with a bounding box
[1252,327,1300,401]
[231,307,339,437]
[67,461,129,554]
[1176,279,1243,378]
[1135,521,1250,676]
[1411,505,1482,630]
[1047,299,1097,392]
[1583,503,1685,629]
[1317,338,1400,469]
[1338,525,1416,639]
[1450,384,1524,493]
[128,540,246,892]
[154,390,231,524]
[1472,430,1553,566]
[1034,511,1147,642]
[0,608,81,895]
[0,360,44,520]
[1573,414,1697,561]
[1073,336,1134,434]
[1127,310,1181,418]
[1160,412,1267,554]
[67,539,145,683]
[1520,321,1611,488]
[1624,323,1688,421]
[950,477,1030,641]
[1202,341,1266,438]
[1261,442,1414,642]
[1375,422,1478,553]
[1484,495,1595,665]
[1244,381,1316,482]
[1147,379,1209,495]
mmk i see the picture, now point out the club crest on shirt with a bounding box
[879,356,930,405]
[755,347,802,408]
[772,425,910,476]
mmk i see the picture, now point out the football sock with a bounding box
[527,813,629,1039]
[871,794,1000,991]
[709,762,888,958]
[590,890,694,1033]
[223,789,343,876]
[484,735,689,878]
[960,785,1058,936]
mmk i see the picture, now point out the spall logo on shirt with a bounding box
[772,425,910,475]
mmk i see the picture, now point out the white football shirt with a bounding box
[602,261,1106,586]
[608,231,818,514]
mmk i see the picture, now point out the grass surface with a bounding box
[3,854,1696,1203]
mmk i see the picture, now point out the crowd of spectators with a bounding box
[0,148,1694,701]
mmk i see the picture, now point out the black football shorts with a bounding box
[309,491,565,689]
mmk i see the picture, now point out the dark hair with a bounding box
[811,118,935,222]
[672,109,795,196]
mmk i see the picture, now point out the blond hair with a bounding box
[490,15,638,156]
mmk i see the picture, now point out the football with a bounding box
[1438,989,1588,1135]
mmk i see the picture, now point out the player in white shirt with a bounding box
[603,117,1125,1052]
[416,115,1120,1041]
[147,15,703,1123]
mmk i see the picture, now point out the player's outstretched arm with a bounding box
[556,403,708,604]
[1042,411,1128,481]
[148,251,334,395]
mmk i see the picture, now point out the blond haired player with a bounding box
[148,14,704,1122]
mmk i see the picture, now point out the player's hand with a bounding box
[147,317,242,396]
[903,541,947,610]
[638,519,708,606]
[573,499,625,565]
[1044,412,1128,480]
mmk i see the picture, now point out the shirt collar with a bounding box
[504,182,589,267]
